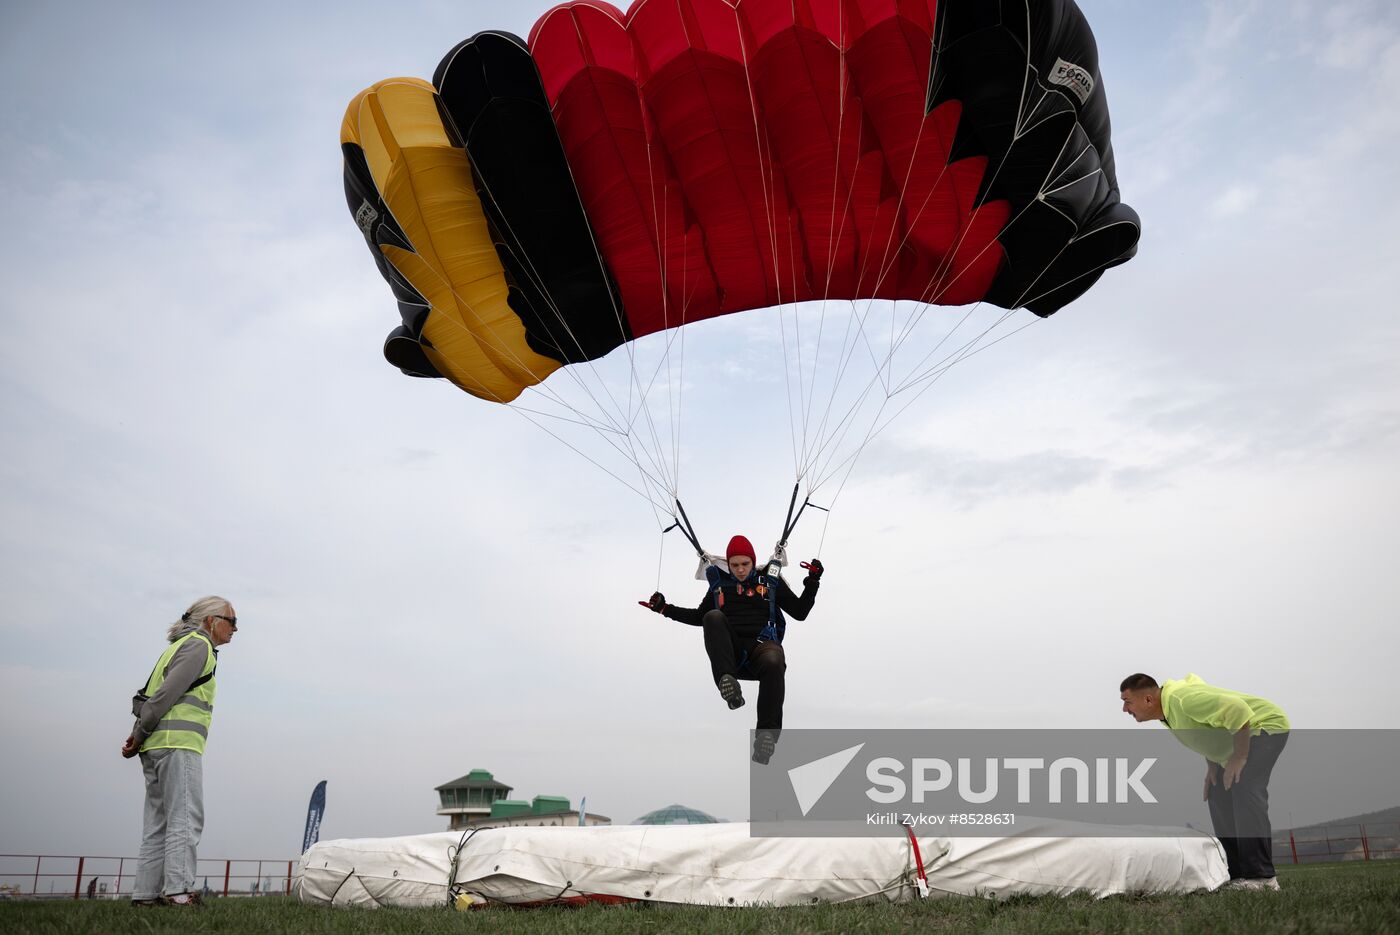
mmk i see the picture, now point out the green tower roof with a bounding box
[435,769,513,793]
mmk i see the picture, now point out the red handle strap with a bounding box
[902,823,930,899]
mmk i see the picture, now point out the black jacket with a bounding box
[664,568,819,642]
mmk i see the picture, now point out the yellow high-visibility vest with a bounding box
[139,630,217,755]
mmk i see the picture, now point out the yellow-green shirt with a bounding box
[1159,673,1289,765]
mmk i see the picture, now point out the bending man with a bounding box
[1120,672,1289,890]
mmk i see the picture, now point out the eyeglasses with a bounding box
[213,614,238,628]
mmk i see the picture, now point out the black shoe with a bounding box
[752,730,778,765]
[718,674,745,709]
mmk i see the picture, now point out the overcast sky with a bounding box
[2,0,1398,864]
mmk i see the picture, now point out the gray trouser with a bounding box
[134,748,204,899]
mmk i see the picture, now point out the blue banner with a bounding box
[302,780,327,853]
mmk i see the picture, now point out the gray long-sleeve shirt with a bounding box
[130,625,215,745]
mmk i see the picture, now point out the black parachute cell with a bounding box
[341,142,444,379]
[433,32,628,365]
[929,0,1140,316]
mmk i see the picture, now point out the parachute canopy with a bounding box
[342,0,1139,405]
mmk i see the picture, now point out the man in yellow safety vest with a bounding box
[121,596,238,907]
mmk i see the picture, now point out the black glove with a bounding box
[638,591,667,613]
[802,558,824,583]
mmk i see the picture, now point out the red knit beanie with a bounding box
[726,535,756,562]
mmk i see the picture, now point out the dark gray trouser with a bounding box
[134,748,204,899]
[700,609,787,731]
[1206,731,1288,880]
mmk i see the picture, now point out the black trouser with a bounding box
[701,610,786,731]
[1206,731,1288,879]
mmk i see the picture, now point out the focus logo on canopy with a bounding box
[1048,57,1095,104]
[355,201,379,236]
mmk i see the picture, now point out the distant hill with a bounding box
[1286,805,1400,833]
[1276,806,1400,861]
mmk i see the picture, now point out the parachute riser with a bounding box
[663,498,705,558]
[774,483,829,563]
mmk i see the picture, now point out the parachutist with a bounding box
[643,536,823,764]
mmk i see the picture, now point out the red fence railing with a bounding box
[0,854,296,900]
[1274,822,1400,864]
[4,823,1396,897]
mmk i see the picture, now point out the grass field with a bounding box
[4,860,1399,934]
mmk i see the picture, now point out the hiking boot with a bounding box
[752,729,778,765]
[718,674,745,709]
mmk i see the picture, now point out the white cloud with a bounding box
[1209,184,1260,218]
[1315,3,1398,69]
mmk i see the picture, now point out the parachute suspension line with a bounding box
[778,298,803,480]
[893,311,1038,396]
[466,178,635,432]
[654,526,668,596]
[809,311,1039,510]
[468,148,687,505]
[393,239,677,515]
[635,94,700,530]
[623,352,681,501]
[413,297,678,513]
[799,84,964,470]
[801,293,884,480]
[806,393,893,515]
[512,398,674,508]
[510,356,674,496]
[843,61,952,354]
[734,9,814,489]
[805,103,935,474]
[399,292,646,485]
[792,235,995,498]
[800,304,1040,519]
[474,116,691,512]
[798,25,860,483]
[705,18,1096,512]
[638,110,684,503]
[803,371,886,492]
[504,400,672,514]
[884,302,983,392]
[816,492,836,558]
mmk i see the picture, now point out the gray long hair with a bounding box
[166,595,231,641]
